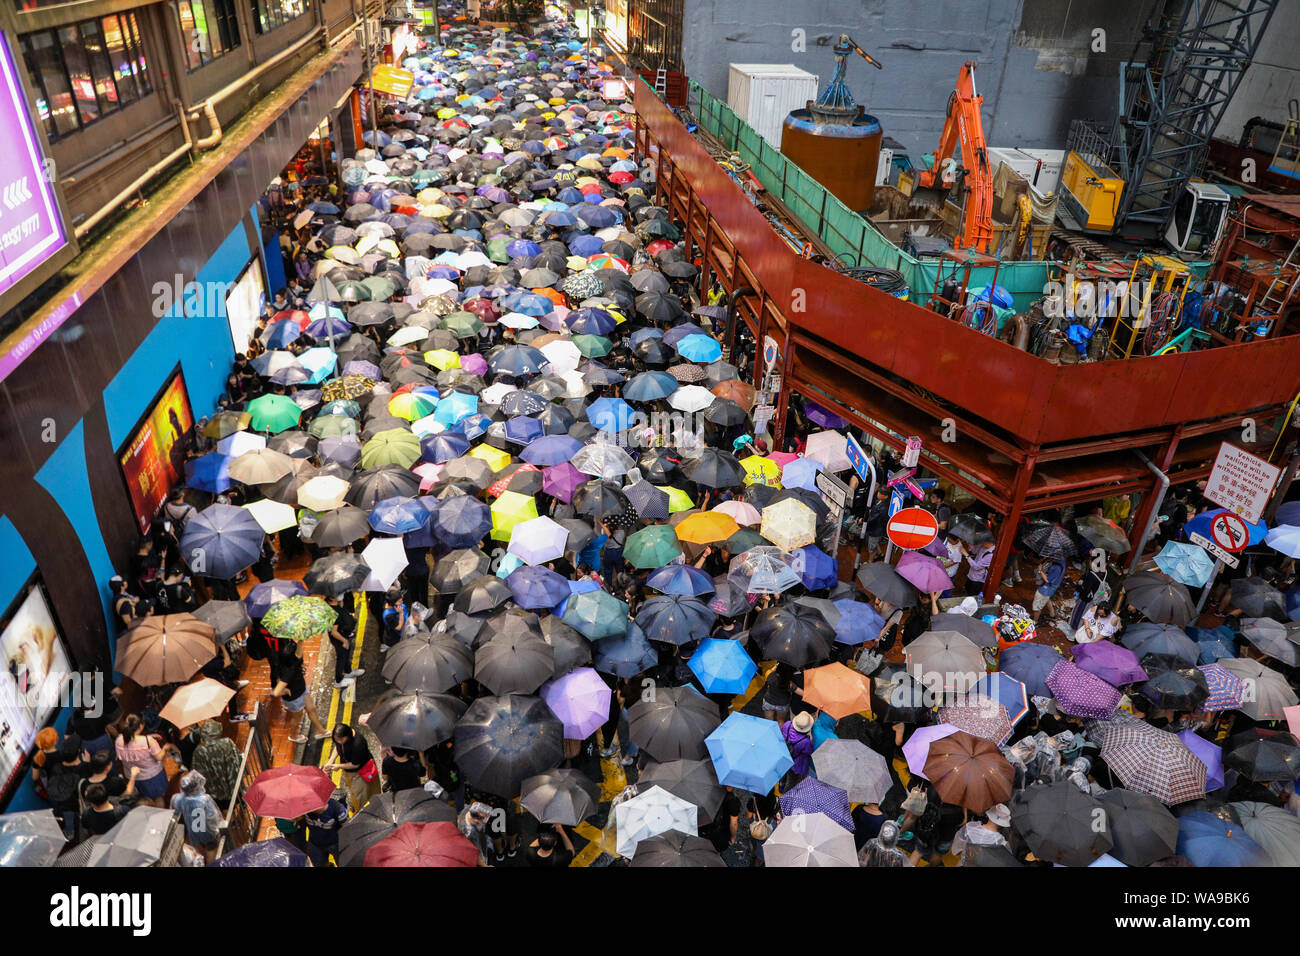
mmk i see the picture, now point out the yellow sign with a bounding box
[371,65,415,99]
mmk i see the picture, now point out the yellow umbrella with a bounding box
[424,349,462,371]
[740,454,782,487]
[491,490,539,543]
[470,443,513,473]
[761,498,817,551]
[655,485,695,513]
[676,511,740,546]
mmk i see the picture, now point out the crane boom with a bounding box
[916,61,994,253]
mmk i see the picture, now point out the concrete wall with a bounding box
[681,0,1163,159]
[1217,0,1300,143]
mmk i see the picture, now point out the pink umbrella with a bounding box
[768,451,799,468]
[896,551,952,594]
[542,461,586,503]
[413,462,443,492]
[459,353,488,376]
[540,667,612,739]
[902,723,960,780]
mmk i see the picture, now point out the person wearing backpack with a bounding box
[380,589,406,653]
[170,770,222,863]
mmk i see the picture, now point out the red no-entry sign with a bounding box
[888,507,939,550]
[1209,511,1249,553]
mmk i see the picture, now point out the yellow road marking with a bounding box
[319,594,367,784]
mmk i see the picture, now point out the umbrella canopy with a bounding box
[210,837,310,867]
[382,632,474,693]
[1010,782,1113,867]
[1092,713,1207,805]
[190,599,252,643]
[519,768,601,826]
[811,738,891,804]
[628,685,722,761]
[1096,789,1180,867]
[1124,572,1196,626]
[802,662,873,719]
[86,806,175,867]
[1071,641,1147,686]
[337,789,457,868]
[998,642,1063,698]
[1045,659,1121,719]
[262,595,337,642]
[635,594,715,646]
[1232,801,1300,866]
[1217,657,1298,720]
[0,810,67,866]
[904,630,983,696]
[923,731,1014,812]
[1176,811,1271,867]
[244,765,336,818]
[750,604,835,667]
[779,777,854,832]
[688,637,758,695]
[158,678,236,729]
[704,711,793,793]
[453,694,565,798]
[855,562,918,608]
[629,832,725,867]
[615,785,697,859]
[364,821,479,867]
[180,504,264,579]
[762,812,858,867]
[539,667,610,739]
[115,614,216,685]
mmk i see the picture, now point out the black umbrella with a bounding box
[366,688,466,750]
[627,685,722,761]
[1225,730,1300,782]
[869,664,931,723]
[683,448,746,489]
[1139,657,1210,711]
[540,615,592,677]
[707,575,754,617]
[1097,789,1180,867]
[855,562,919,608]
[948,513,994,545]
[306,505,371,548]
[346,466,421,509]
[1123,572,1195,626]
[638,758,725,825]
[433,497,493,548]
[930,612,997,649]
[304,553,370,597]
[453,694,565,798]
[639,449,683,484]
[750,604,835,667]
[474,630,555,695]
[191,599,252,643]
[518,768,600,826]
[431,548,490,593]
[337,789,457,867]
[453,576,515,616]
[382,632,473,693]
[1230,577,1288,621]
[1010,782,1113,867]
[961,843,1022,867]
[702,398,748,427]
[573,480,631,519]
[634,595,717,646]
[1023,524,1076,561]
[630,832,725,867]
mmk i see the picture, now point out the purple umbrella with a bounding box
[1045,660,1121,719]
[804,402,849,430]
[342,360,381,380]
[895,551,952,595]
[1177,729,1225,791]
[540,667,612,740]
[1072,641,1147,686]
[542,462,585,503]
[902,724,960,780]
[521,434,584,467]
[245,579,307,617]
[779,777,853,832]
[461,354,488,376]
[506,565,572,611]
[999,642,1063,698]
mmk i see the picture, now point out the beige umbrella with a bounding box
[760,498,817,552]
[115,614,216,686]
[227,447,294,485]
[242,499,298,533]
[158,677,236,729]
[297,474,351,511]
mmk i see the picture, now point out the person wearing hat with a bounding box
[780,710,816,783]
[170,770,222,863]
[951,804,1011,860]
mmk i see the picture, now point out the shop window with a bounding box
[250,0,307,35]
[174,0,242,71]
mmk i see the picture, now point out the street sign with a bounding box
[887,506,939,550]
[752,404,774,436]
[1205,441,1281,526]
[888,488,905,518]
[902,436,923,469]
[1209,511,1250,553]
[816,469,851,559]
[764,335,780,370]
[845,433,871,484]
[901,477,926,499]
[1189,532,1240,569]
[371,65,416,98]
[886,468,916,488]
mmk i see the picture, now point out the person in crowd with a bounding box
[112,713,177,807]
[171,770,222,863]
[323,723,379,812]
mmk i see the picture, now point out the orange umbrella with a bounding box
[802,663,873,720]
[532,287,565,306]
[712,379,757,411]
[675,511,740,546]
[922,731,1014,812]
[158,677,236,729]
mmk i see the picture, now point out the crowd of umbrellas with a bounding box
[7,13,1300,869]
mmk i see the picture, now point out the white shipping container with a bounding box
[727,64,820,149]
[987,147,1065,197]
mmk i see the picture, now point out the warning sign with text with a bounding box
[1205,442,1280,526]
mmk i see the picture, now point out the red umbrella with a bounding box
[244,765,336,818]
[363,821,480,867]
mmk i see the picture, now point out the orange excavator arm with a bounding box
[917,61,994,253]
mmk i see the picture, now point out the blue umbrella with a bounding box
[420,432,471,464]
[705,712,793,794]
[1184,508,1268,546]
[521,434,584,466]
[298,347,338,384]
[404,498,441,549]
[689,637,757,694]
[506,565,571,610]
[675,334,722,363]
[503,416,544,445]
[210,837,309,867]
[495,552,525,579]
[973,671,1030,725]
[244,579,307,617]
[318,435,361,469]
[433,392,479,426]
[433,496,492,548]
[1186,625,1238,664]
[781,457,822,492]
[1287,586,1300,622]
[568,234,604,257]
[647,564,715,597]
[587,397,636,432]
[998,642,1063,698]
[628,328,665,347]
[792,545,837,590]
[449,412,491,441]
[635,595,716,646]
[500,292,552,317]
[779,777,853,832]
[593,621,658,677]
[185,452,233,493]
[566,308,618,335]
[489,344,547,376]
[179,504,265,579]
[624,370,679,403]
[831,599,884,645]
[262,319,302,349]
[1155,542,1217,587]
[369,496,432,534]
[563,589,631,640]
[1176,811,1271,866]
[306,315,353,339]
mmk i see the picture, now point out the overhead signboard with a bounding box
[1205,441,1281,526]
[371,65,416,99]
[0,30,76,313]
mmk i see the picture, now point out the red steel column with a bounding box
[985,450,1037,603]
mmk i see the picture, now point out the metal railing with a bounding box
[215,701,273,855]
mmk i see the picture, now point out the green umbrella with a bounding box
[442,311,484,338]
[572,334,613,357]
[362,276,397,301]
[308,414,360,438]
[624,525,684,569]
[247,394,303,434]
[724,527,771,553]
[562,590,631,640]
[487,236,511,263]
[361,428,423,469]
[655,485,695,513]
[262,595,337,642]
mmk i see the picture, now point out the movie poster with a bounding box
[119,370,194,534]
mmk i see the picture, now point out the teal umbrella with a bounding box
[562,589,630,640]
[623,525,683,569]
[1154,542,1217,587]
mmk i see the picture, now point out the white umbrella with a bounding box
[1218,657,1299,720]
[804,430,854,473]
[297,475,350,512]
[540,339,583,375]
[571,442,636,479]
[217,431,266,457]
[1265,525,1300,559]
[455,251,493,270]
[713,500,761,526]
[499,311,540,330]
[480,383,517,405]
[561,370,591,399]
[410,414,443,437]
[387,326,429,348]
[668,385,715,413]
[810,738,892,804]
[508,515,570,566]
[361,536,406,591]
[242,499,297,534]
[614,785,697,859]
[763,811,858,867]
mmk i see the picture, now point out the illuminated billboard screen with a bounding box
[118,367,195,534]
